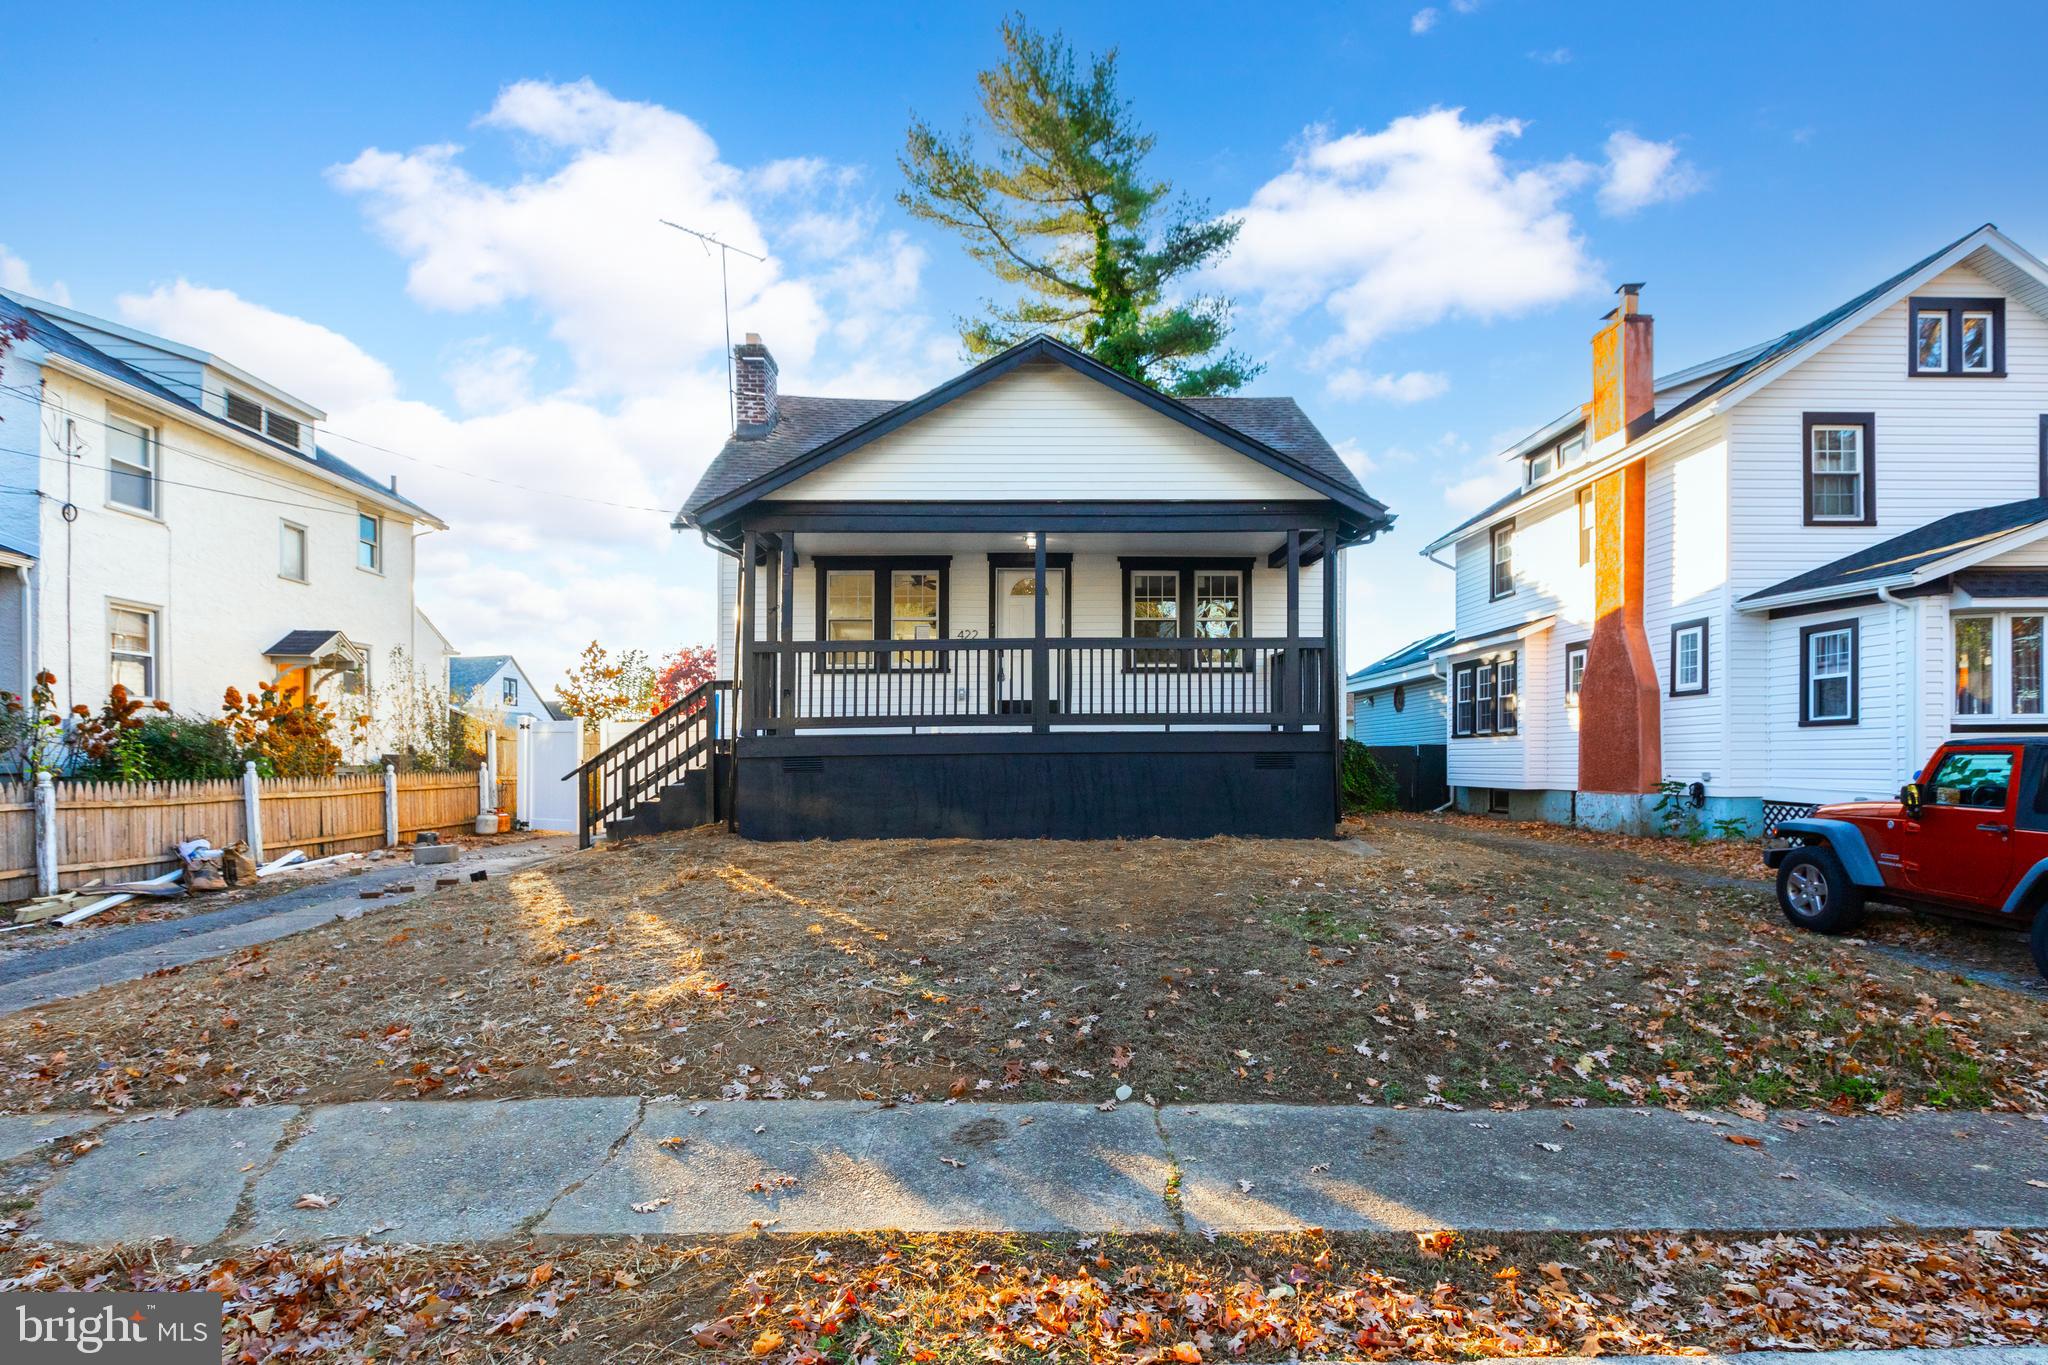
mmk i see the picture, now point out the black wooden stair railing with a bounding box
[563,680,731,848]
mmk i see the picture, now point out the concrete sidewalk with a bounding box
[0,835,571,1014]
[2,1099,2043,1247]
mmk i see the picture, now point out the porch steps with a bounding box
[603,766,718,841]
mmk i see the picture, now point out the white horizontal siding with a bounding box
[774,360,1318,502]
[1762,602,1912,804]
[1643,426,1731,791]
[1727,263,2048,600]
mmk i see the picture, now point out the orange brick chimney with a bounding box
[1577,284,1662,795]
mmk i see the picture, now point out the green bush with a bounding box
[1341,738,1399,814]
[73,714,244,782]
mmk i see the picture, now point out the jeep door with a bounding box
[1902,744,2020,906]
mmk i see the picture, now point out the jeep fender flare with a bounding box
[1772,818,1886,888]
[1999,858,2048,918]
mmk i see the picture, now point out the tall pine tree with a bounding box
[899,15,1259,396]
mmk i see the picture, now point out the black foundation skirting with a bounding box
[735,732,1336,840]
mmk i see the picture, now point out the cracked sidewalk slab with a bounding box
[35,1106,297,1245]
[541,1099,1171,1234]
[16,1100,2048,1247]
[1168,1106,2048,1232]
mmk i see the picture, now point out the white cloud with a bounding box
[1409,8,1438,33]
[1327,368,1449,403]
[0,246,71,305]
[1217,108,1598,361]
[1597,131,1705,216]
[117,280,398,411]
[109,79,952,688]
[1439,453,1516,516]
[1331,437,1376,479]
[327,78,928,394]
[1528,46,1572,64]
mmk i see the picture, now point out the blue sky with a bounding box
[8,1,2047,686]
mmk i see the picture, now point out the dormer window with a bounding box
[1526,448,1554,485]
[1910,297,2004,377]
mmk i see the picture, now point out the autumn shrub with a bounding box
[221,681,362,777]
[0,671,68,776]
[1341,738,1398,814]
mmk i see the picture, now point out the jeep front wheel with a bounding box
[1776,845,1866,935]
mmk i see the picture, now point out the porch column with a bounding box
[1284,529,1302,731]
[779,533,796,731]
[1031,534,1049,734]
[739,530,759,735]
[1322,526,1341,826]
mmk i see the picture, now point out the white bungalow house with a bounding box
[0,289,444,745]
[633,333,1390,843]
[1420,224,2048,834]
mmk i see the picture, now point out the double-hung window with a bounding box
[1910,297,2005,377]
[817,560,949,672]
[1949,612,2046,721]
[1565,641,1588,701]
[1802,413,1875,526]
[1669,618,1709,696]
[110,603,158,698]
[107,415,156,514]
[1576,487,1594,566]
[1121,560,1251,671]
[1490,522,1515,599]
[358,513,383,572]
[503,676,520,706]
[1451,653,1518,736]
[1800,620,1859,726]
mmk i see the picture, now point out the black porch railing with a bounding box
[741,636,1327,732]
[564,679,731,847]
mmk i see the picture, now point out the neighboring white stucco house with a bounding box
[0,289,445,745]
[448,654,562,722]
[1422,224,2048,834]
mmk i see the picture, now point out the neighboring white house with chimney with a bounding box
[0,289,446,745]
[1421,224,2048,834]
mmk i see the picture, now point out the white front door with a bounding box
[996,567,1066,710]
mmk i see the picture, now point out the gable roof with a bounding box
[1347,630,1455,689]
[677,335,1388,541]
[0,292,443,528]
[1425,224,2033,553]
[1740,496,2048,609]
[448,655,513,701]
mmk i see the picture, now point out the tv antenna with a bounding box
[660,219,768,429]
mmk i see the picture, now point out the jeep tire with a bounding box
[1775,845,1867,935]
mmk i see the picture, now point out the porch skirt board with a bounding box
[734,735,1336,841]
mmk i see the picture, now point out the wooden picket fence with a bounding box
[0,770,483,902]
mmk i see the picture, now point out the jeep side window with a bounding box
[1926,751,2015,809]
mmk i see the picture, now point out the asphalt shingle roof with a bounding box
[1347,630,1455,688]
[677,340,1376,525]
[1431,225,1993,547]
[0,294,442,525]
[1741,496,2048,603]
[263,629,346,657]
[447,655,511,702]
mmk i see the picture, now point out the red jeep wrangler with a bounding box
[1764,738,2048,981]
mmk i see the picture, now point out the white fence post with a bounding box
[384,763,400,847]
[242,760,264,864]
[484,728,498,797]
[33,771,56,897]
[476,761,491,828]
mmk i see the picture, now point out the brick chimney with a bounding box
[1577,283,1661,800]
[733,333,778,431]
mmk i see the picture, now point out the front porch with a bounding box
[726,507,1343,839]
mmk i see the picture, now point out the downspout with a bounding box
[1876,582,1915,787]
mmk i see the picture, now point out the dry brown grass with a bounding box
[4,1227,2044,1362]
[0,819,2043,1114]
